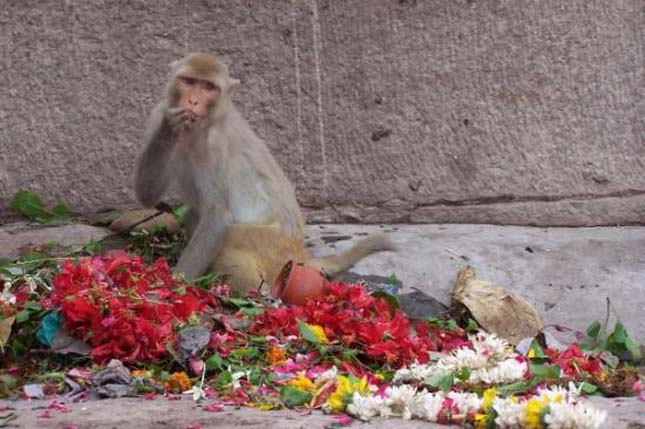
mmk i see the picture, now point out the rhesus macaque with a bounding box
[134,52,396,293]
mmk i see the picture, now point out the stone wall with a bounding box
[1,0,643,226]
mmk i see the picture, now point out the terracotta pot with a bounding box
[272,260,328,306]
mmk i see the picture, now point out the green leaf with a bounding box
[579,382,598,395]
[229,347,260,361]
[248,371,262,385]
[426,374,454,393]
[213,370,232,389]
[173,204,189,221]
[193,272,220,289]
[248,335,268,345]
[10,190,47,219]
[297,319,321,344]
[240,307,265,317]
[585,320,601,340]
[608,322,627,344]
[50,204,70,219]
[23,301,41,311]
[9,190,69,222]
[455,367,471,382]
[15,310,31,324]
[528,339,548,360]
[205,353,225,371]
[530,363,560,380]
[386,273,400,285]
[624,337,641,361]
[497,379,542,396]
[465,318,480,333]
[228,297,255,307]
[279,386,313,407]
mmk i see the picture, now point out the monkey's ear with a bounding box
[228,79,240,97]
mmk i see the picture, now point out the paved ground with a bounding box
[2,395,644,429]
[307,224,645,344]
[0,221,643,428]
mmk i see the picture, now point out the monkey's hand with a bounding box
[165,107,198,134]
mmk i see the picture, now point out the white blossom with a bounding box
[471,331,515,361]
[383,385,418,419]
[346,392,387,421]
[408,390,445,421]
[469,358,527,384]
[314,366,338,385]
[447,391,481,415]
[545,401,608,429]
[493,397,526,428]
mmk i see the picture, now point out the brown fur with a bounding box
[135,52,396,294]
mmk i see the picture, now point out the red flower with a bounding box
[551,343,603,377]
[51,255,220,364]
[250,283,438,367]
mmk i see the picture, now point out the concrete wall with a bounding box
[1,0,643,226]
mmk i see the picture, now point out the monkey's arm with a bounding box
[175,207,232,281]
[134,103,176,207]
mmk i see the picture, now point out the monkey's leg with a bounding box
[212,224,307,294]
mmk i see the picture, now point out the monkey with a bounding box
[134,52,396,294]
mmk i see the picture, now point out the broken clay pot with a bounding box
[272,260,328,306]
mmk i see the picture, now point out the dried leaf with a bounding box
[109,209,179,234]
[0,316,15,350]
[451,266,544,345]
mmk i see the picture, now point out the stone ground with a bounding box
[0,220,644,428]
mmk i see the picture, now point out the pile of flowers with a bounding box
[50,255,218,363]
[0,254,640,428]
[250,282,467,367]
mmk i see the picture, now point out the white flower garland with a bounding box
[346,385,607,429]
[394,331,527,385]
[365,332,608,428]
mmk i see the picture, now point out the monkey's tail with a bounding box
[308,234,398,277]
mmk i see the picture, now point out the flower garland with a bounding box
[394,331,529,386]
[344,384,607,429]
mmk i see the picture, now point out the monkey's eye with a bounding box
[180,76,195,86]
[203,81,217,92]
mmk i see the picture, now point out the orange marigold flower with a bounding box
[267,347,287,366]
[164,371,192,393]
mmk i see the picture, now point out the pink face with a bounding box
[175,75,220,118]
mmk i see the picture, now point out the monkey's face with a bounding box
[175,75,220,122]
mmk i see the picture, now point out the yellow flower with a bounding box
[307,324,329,344]
[164,371,192,393]
[324,375,369,412]
[525,398,545,429]
[289,374,317,393]
[482,387,497,412]
[473,413,488,429]
[528,348,537,358]
[132,369,152,379]
[256,404,275,411]
[267,347,287,366]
